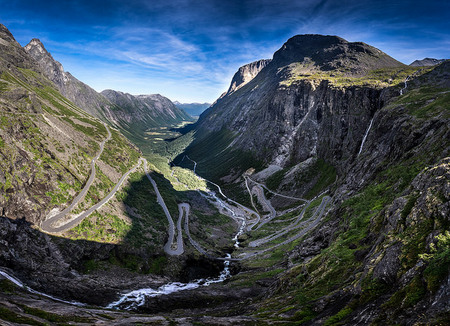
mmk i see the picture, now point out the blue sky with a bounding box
[1,0,449,102]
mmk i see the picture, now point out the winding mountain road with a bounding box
[41,124,113,233]
[143,160,184,256]
[245,176,308,202]
[42,158,144,233]
[240,196,331,259]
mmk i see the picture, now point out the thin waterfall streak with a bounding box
[358,118,374,156]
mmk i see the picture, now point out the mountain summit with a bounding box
[271,34,403,75]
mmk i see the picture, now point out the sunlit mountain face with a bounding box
[0,1,449,325]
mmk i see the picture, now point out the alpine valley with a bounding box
[0,23,448,326]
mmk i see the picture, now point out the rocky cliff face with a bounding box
[182,35,405,178]
[226,59,271,94]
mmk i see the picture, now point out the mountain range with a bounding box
[173,101,211,117]
[23,37,193,147]
[0,24,449,325]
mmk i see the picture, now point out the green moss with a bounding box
[423,231,450,292]
[0,80,9,92]
[384,276,426,309]
[69,212,132,243]
[359,276,390,304]
[231,268,284,287]
[291,306,316,323]
[0,306,45,326]
[266,168,289,190]
[390,87,450,119]
[0,279,17,293]
[45,181,78,205]
[100,128,141,174]
[84,259,101,273]
[148,256,168,275]
[281,66,429,88]
[401,193,419,219]
[171,166,207,190]
[20,305,92,323]
[323,307,353,326]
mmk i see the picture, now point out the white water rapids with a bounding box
[107,256,231,310]
[107,185,243,310]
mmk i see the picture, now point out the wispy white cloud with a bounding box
[3,0,448,102]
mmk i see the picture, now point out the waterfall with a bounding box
[358,118,374,156]
[0,269,85,306]
[400,76,409,95]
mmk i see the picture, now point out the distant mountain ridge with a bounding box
[24,37,192,149]
[410,58,447,66]
[173,101,211,116]
[102,89,192,127]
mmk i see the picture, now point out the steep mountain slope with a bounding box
[0,24,140,226]
[101,89,193,154]
[24,38,116,120]
[0,22,177,285]
[0,24,237,317]
[179,35,409,180]
[24,38,193,154]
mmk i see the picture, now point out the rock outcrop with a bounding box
[226,59,271,94]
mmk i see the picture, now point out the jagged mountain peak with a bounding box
[24,37,66,84]
[227,59,271,94]
[0,24,37,71]
[25,38,59,64]
[25,38,47,51]
[0,23,18,44]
